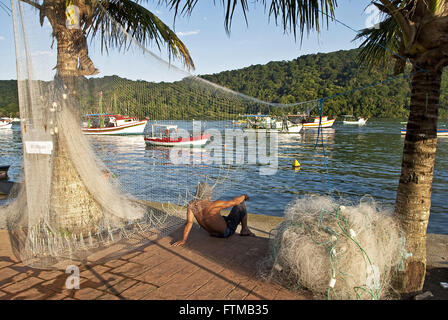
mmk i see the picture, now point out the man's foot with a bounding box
[240,229,256,237]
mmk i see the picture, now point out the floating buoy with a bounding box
[292,159,301,171]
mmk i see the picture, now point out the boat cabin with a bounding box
[147,124,179,138]
[82,114,141,128]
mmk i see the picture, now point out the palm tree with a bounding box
[166,0,447,295]
[354,0,448,294]
[17,0,195,235]
[21,0,194,81]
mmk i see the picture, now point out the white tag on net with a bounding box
[25,141,53,155]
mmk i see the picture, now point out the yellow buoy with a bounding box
[292,159,301,171]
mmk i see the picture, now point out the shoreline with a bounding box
[0,209,446,300]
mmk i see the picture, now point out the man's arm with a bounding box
[172,206,195,246]
[211,194,249,211]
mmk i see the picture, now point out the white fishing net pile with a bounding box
[264,195,403,300]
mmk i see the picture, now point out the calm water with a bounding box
[1,120,447,234]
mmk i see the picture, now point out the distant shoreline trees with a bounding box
[1,48,447,119]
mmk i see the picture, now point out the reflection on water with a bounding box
[0,126,23,181]
[89,131,249,205]
[145,146,214,166]
[1,121,447,234]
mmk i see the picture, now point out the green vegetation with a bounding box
[0,80,19,118]
[201,49,448,119]
[1,48,447,119]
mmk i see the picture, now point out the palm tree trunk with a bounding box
[393,67,441,294]
[50,27,102,235]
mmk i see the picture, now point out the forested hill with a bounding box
[0,80,18,117]
[200,49,448,119]
[1,48,447,119]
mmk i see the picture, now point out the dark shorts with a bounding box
[213,202,247,238]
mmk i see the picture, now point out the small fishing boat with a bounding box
[242,114,270,130]
[81,114,148,135]
[269,119,303,133]
[144,124,211,147]
[341,115,368,125]
[232,119,247,126]
[243,115,302,133]
[300,116,336,128]
[0,118,12,130]
[400,128,448,136]
[288,114,336,129]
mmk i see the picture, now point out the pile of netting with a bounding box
[262,195,404,300]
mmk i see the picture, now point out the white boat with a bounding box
[270,120,303,133]
[243,115,302,133]
[302,116,336,128]
[144,124,211,147]
[401,128,448,137]
[342,115,368,125]
[81,114,148,135]
[0,118,12,130]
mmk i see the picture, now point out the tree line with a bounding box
[1,48,447,119]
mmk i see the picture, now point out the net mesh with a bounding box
[259,195,403,300]
[2,0,319,269]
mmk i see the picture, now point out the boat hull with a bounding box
[303,119,336,128]
[279,124,302,133]
[82,120,147,135]
[144,134,211,147]
[343,120,367,125]
[244,123,302,134]
[401,128,448,136]
[0,122,12,130]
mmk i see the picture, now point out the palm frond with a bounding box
[428,0,446,15]
[88,0,195,70]
[164,0,338,39]
[353,16,403,73]
[266,0,338,39]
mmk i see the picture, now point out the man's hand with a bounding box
[172,239,186,247]
[172,208,194,247]
[243,194,250,201]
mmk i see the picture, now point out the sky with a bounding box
[0,0,379,81]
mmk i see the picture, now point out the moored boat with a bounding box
[0,118,12,130]
[269,119,303,133]
[232,119,247,126]
[301,116,336,128]
[243,115,302,133]
[144,124,211,147]
[400,128,448,136]
[341,115,368,125]
[81,114,148,135]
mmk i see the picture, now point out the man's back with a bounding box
[173,194,252,246]
[187,199,229,236]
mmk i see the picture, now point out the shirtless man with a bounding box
[172,183,255,246]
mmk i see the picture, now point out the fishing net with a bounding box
[261,195,403,300]
[1,0,320,269]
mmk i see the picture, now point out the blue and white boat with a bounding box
[400,128,448,136]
